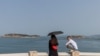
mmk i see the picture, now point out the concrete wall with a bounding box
[0,51,100,56]
[0,53,28,56]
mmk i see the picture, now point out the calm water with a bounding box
[0,36,100,53]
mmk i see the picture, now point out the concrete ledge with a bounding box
[80,52,100,56]
[38,52,69,56]
[0,53,28,56]
[0,51,100,56]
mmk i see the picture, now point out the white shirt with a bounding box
[66,39,78,50]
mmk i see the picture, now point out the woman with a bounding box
[49,34,59,56]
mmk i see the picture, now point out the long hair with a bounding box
[51,34,58,45]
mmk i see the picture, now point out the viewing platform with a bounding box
[0,51,100,56]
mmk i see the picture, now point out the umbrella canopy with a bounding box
[48,31,63,36]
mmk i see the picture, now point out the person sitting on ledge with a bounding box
[65,36,78,52]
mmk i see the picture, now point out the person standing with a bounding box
[49,34,59,56]
[65,36,78,51]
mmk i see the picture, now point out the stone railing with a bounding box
[29,51,79,56]
[0,51,100,56]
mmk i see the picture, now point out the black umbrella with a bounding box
[48,31,63,36]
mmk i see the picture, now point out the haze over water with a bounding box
[0,0,100,36]
[0,36,100,53]
[0,0,100,53]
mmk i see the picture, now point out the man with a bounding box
[66,36,78,51]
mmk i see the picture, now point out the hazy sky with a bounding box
[0,0,100,36]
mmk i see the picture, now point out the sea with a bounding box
[0,36,100,53]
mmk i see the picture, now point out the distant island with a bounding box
[2,33,40,38]
[70,35,84,38]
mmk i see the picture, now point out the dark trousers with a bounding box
[49,50,58,56]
